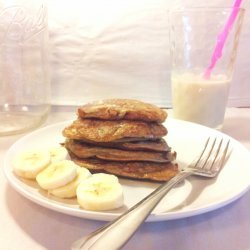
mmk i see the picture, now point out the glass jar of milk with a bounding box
[169,8,245,129]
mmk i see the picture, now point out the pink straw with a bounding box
[204,0,242,79]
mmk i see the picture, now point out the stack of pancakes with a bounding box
[62,99,179,182]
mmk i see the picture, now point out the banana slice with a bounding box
[12,149,51,179]
[49,145,68,163]
[76,173,124,211]
[49,167,91,198]
[36,160,77,190]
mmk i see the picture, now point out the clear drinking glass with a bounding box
[170,8,245,129]
[0,0,50,136]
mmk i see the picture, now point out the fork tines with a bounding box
[197,137,230,174]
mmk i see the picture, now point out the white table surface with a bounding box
[1,107,250,250]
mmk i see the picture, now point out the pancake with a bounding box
[68,151,179,182]
[65,139,176,163]
[63,118,167,142]
[71,138,171,152]
[77,99,167,123]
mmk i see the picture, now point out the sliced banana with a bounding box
[36,160,77,190]
[49,167,91,198]
[49,145,68,163]
[12,149,51,179]
[76,173,124,211]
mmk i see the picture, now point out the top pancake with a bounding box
[77,99,167,123]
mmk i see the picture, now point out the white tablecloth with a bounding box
[1,107,249,250]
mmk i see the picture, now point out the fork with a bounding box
[71,137,230,250]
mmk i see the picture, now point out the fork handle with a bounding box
[71,171,192,250]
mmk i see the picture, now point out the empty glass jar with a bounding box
[0,0,50,136]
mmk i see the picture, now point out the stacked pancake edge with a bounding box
[62,99,179,182]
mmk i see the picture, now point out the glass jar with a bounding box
[0,0,50,136]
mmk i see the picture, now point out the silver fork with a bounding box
[71,137,230,250]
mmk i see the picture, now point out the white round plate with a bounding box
[3,119,250,222]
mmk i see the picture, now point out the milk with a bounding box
[171,73,230,129]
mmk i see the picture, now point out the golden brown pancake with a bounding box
[77,99,167,123]
[63,118,167,142]
[68,151,179,182]
[65,139,176,163]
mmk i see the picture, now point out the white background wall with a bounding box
[48,0,250,107]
